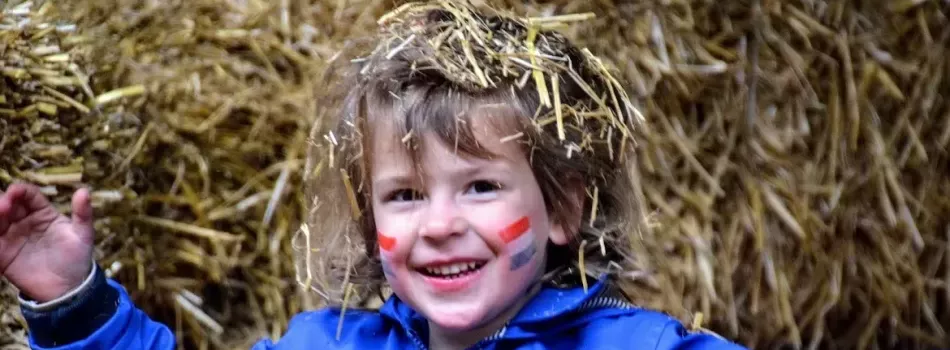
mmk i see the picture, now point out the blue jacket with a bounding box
[22,265,746,349]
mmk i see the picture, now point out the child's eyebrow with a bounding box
[372,174,414,190]
[445,159,514,179]
[372,160,512,190]
[444,163,486,179]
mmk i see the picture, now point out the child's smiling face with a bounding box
[369,115,570,332]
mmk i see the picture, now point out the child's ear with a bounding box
[548,178,586,246]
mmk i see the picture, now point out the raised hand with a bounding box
[0,183,96,303]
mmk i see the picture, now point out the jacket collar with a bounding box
[378,276,611,335]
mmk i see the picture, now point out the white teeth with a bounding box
[424,262,481,276]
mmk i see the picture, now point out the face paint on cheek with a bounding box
[377,231,397,276]
[499,216,536,271]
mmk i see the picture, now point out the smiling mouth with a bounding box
[418,261,487,279]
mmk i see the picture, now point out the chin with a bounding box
[425,307,487,332]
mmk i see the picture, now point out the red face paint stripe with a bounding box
[499,216,530,243]
[378,232,396,251]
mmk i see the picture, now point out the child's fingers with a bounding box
[71,188,92,222]
[70,188,95,244]
[9,183,52,213]
[1,185,28,223]
[0,186,21,223]
[10,202,28,223]
[0,189,25,234]
[0,191,10,235]
[3,183,50,223]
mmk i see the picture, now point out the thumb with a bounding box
[71,187,95,244]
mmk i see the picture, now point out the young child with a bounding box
[0,2,746,349]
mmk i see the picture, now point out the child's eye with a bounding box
[387,189,424,202]
[465,180,501,195]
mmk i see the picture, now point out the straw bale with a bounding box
[38,0,396,348]
[1,0,388,348]
[494,0,949,348]
[0,281,27,349]
[2,0,949,349]
[1,1,142,346]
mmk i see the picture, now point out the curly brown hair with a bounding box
[295,0,648,307]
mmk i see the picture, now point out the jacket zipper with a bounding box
[404,283,638,349]
[467,324,508,349]
[407,328,428,350]
[576,296,638,311]
[464,295,637,349]
[407,324,508,350]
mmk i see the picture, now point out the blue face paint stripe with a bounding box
[381,257,396,276]
[510,243,536,270]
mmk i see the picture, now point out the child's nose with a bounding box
[418,199,468,241]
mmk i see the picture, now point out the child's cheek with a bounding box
[378,231,397,277]
[498,216,537,271]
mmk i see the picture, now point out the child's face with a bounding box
[369,117,569,332]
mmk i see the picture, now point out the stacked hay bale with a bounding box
[1,1,143,346]
[1,275,26,349]
[2,0,948,349]
[524,0,950,348]
[1,0,388,348]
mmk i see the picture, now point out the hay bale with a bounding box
[1,0,145,347]
[507,0,949,348]
[2,0,948,349]
[0,279,27,349]
[0,1,142,209]
[0,0,391,348]
[0,1,145,347]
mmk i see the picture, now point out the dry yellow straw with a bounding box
[579,240,589,293]
[335,283,354,341]
[340,169,362,220]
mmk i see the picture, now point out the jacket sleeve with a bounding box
[658,323,747,350]
[247,309,349,350]
[248,308,394,350]
[636,311,747,350]
[581,309,748,350]
[19,264,176,349]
